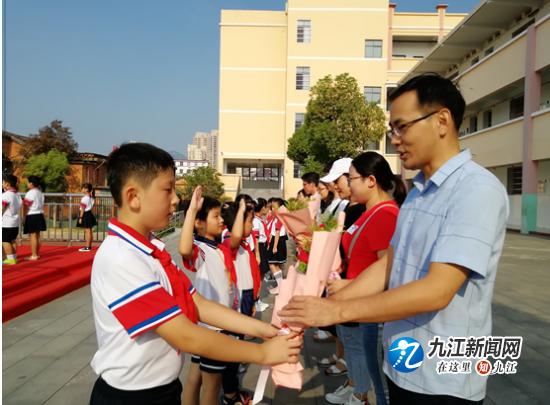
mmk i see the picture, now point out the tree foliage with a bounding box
[24,150,70,192]
[179,166,225,200]
[20,120,78,161]
[287,73,386,171]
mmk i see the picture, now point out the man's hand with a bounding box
[188,186,204,213]
[278,296,340,328]
[327,279,351,296]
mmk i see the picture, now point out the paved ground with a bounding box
[2,231,550,404]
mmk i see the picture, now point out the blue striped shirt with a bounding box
[383,149,509,401]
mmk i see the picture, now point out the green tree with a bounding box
[287,73,386,170]
[24,150,70,192]
[20,120,78,161]
[179,166,225,200]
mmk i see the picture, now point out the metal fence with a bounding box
[15,193,183,245]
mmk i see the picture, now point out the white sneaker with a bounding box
[325,382,354,404]
[344,393,366,405]
[255,299,269,312]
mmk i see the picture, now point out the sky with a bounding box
[3,0,480,156]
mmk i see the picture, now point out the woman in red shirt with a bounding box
[327,151,406,405]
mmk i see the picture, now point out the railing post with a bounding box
[68,194,73,246]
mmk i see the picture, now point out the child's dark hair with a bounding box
[107,142,175,207]
[271,197,286,208]
[3,174,18,188]
[255,197,267,213]
[27,175,42,189]
[82,183,96,199]
[351,152,407,206]
[222,201,254,230]
[196,197,221,221]
[235,194,254,207]
[389,73,465,130]
[301,172,320,186]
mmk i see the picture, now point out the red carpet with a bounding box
[2,245,96,322]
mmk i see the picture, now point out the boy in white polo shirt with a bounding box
[90,143,302,405]
[2,174,22,265]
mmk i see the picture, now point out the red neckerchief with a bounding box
[108,218,198,324]
[217,241,238,287]
[255,214,269,241]
[240,238,261,299]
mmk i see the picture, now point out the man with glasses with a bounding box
[280,73,509,404]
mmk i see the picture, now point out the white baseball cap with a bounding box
[320,158,352,183]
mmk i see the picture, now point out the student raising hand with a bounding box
[189,186,204,213]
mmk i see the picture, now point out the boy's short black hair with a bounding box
[3,174,18,188]
[196,197,221,221]
[27,175,42,188]
[301,172,320,186]
[107,143,175,206]
[389,73,466,131]
[222,201,254,230]
[255,197,267,213]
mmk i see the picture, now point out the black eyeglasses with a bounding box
[386,110,439,141]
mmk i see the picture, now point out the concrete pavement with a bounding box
[2,231,550,404]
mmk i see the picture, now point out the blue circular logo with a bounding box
[388,337,424,373]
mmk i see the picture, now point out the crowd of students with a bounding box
[3,73,509,405]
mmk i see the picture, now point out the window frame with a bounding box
[364,86,382,104]
[296,66,310,90]
[365,39,383,58]
[297,20,311,43]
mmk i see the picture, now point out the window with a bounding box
[294,113,305,132]
[469,115,478,133]
[296,67,310,90]
[364,86,382,104]
[483,110,492,128]
[507,166,522,195]
[365,40,383,58]
[484,47,494,56]
[297,20,311,43]
[365,140,380,151]
[471,56,479,66]
[385,138,397,155]
[386,87,396,111]
[293,161,302,179]
[510,96,524,119]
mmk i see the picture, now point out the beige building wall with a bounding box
[401,0,550,233]
[218,1,465,199]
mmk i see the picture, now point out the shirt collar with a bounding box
[413,149,472,192]
[194,234,219,249]
[108,218,164,255]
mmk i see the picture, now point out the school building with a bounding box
[217,0,466,199]
[402,0,550,234]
